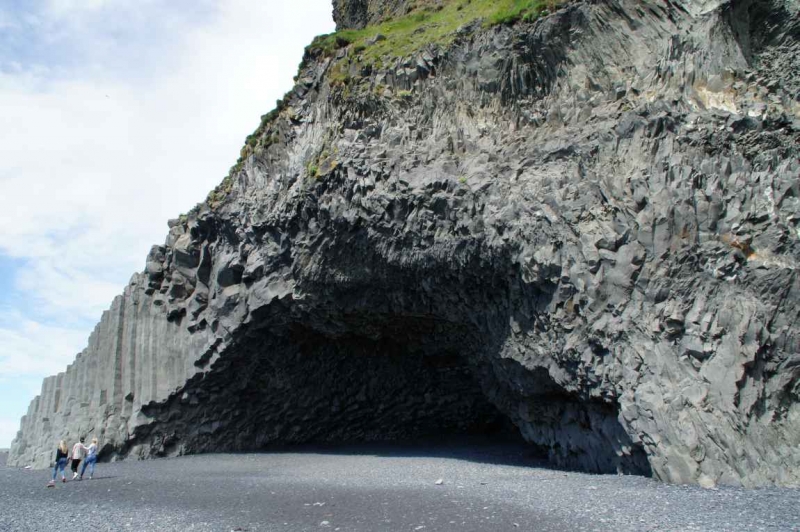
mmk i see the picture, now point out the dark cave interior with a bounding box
[123,303,649,477]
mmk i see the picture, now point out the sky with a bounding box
[0,0,335,448]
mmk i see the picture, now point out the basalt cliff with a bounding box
[9,0,800,487]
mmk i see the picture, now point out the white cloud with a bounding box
[45,0,130,15]
[0,313,88,376]
[0,7,17,30]
[0,418,22,450]
[0,0,335,321]
[0,0,336,444]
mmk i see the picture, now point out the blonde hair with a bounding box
[91,437,98,445]
[59,440,68,454]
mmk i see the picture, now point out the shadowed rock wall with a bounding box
[10,0,800,487]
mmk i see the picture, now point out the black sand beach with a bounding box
[1,440,798,532]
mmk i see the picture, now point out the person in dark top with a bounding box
[47,440,69,487]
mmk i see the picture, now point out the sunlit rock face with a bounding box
[10,0,800,487]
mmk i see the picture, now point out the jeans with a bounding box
[52,457,67,480]
[80,455,97,478]
[71,458,81,473]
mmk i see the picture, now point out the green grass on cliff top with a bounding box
[201,0,561,211]
[309,0,561,64]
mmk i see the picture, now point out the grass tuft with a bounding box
[307,0,563,65]
[211,0,564,209]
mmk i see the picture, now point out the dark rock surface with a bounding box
[333,0,416,30]
[2,442,799,531]
[9,0,800,488]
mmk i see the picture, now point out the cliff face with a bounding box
[10,0,800,487]
[332,0,412,29]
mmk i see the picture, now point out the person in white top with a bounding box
[70,437,86,480]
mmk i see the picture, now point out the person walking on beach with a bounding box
[78,437,99,480]
[47,440,69,487]
[70,437,85,480]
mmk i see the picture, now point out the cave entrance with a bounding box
[130,301,649,478]
[222,316,522,449]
